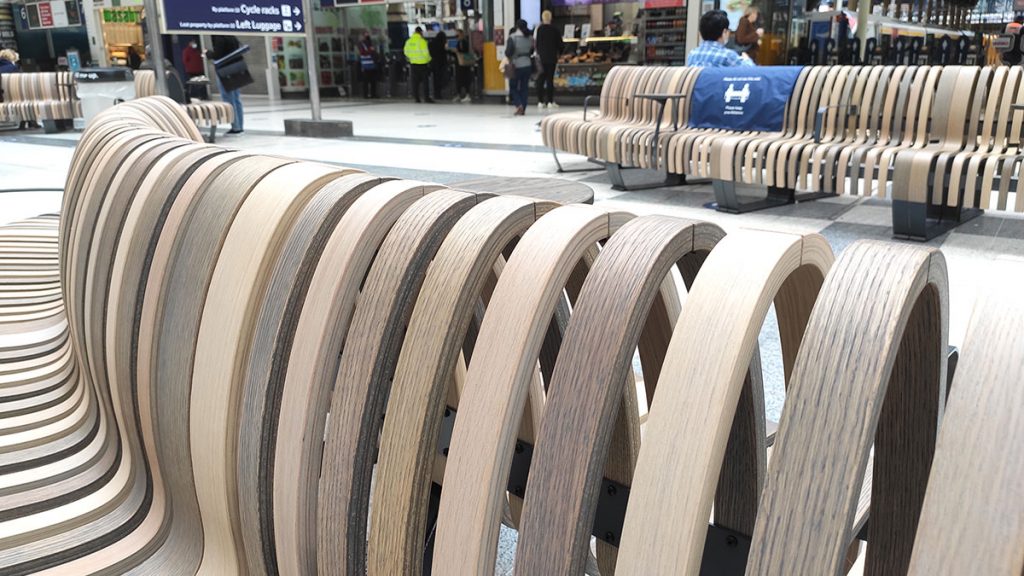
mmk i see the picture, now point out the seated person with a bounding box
[687,10,755,67]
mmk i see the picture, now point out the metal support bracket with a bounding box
[552,148,605,173]
[699,524,752,575]
[891,160,985,241]
[713,178,835,214]
[607,163,685,191]
[892,199,983,241]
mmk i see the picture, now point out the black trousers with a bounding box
[455,65,472,98]
[362,68,379,98]
[536,61,556,104]
[411,64,429,102]
[432,63,447,99]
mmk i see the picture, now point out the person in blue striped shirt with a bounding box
[687,10,755,67]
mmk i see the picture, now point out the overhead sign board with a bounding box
[161,1,307,35]
[18,1,83,30]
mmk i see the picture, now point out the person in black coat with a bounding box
[206,35,246,133]
[428,29,448,101]
[534,10,563,108]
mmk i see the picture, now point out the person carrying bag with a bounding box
[504,20,534,116]
[207,35,250,133]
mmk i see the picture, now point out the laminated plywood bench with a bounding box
[0,71,80,132]
[891,66,1024,239]
[1,95,1022,575]
[134,69,234,142]
[540,65,697,188]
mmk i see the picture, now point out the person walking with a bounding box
[404,27,433,103]
[0,50,36,130]
[687,10,755,67]
[206,35,247,133]
[734,6,764,63]
[505,19,534,116]
[429,28,448,101]
[182,39,206,100]
[358,32,380,99]
[533,10,563,109]
[452,29,476,103]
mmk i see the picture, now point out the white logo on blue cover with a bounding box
[724,83,750,104]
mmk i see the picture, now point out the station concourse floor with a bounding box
[1,95,1021,575]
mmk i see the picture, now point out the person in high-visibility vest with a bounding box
[404,27,433,103]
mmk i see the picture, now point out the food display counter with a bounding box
[553,36,636,99]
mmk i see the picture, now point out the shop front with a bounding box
[8,0,90,70]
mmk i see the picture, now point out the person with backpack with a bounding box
[505,19,534,116]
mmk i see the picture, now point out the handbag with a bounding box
[456,50,478,67]
[501,57,515,80]
[214,44,254,91]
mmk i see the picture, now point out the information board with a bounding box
[17,1,83,30]
[161,1,307,35]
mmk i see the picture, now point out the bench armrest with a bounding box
[633,93,688,131]
[583,94,600,122]
[814,104,859,143]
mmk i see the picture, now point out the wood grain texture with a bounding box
[907,265,1024,576]
[271,179,442,576]
[617,230,832,575]
[510,216,723,575]
[747,240,947,576]
[236,172,389,576]
[316,188,484,575]
[3,96,1023,576]
[369,196,557,576]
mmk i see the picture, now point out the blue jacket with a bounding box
[0,59,17,74]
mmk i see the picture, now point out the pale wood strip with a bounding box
[617,230,833,575]
[272,180,443,576]
[748,240,948,575]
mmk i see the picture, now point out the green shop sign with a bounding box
[102,8,138,23]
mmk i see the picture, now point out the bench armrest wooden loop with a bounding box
[814,104,859,143]
[748,240,948,575]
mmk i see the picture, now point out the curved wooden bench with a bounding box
[135,69,234,142]
[0,72,79,130]
[3,96,1024,576]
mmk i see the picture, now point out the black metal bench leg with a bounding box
[713,180,796,213]
[551,148,604,173]
[208,124,217,144]
[608,163,628,190]
[607,163,684,191]
[891,166,983,241]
